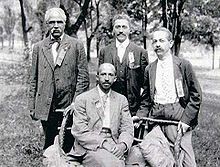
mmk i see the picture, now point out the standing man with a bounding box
[71,63,134,167]
[29,7,89,150]
[98,13,149,116]
[135,27,202,166]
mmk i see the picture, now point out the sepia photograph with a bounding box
[0,0,219,166]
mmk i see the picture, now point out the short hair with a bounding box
[45,7,66,23]
[112,13,131,26]
[98,63,116,75]
[153,27,173,41]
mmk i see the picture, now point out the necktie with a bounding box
[102,94,108,109]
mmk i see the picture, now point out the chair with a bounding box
[132,117,183,167]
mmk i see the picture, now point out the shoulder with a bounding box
[112,90,128,102]
[75,88,95,101]
[130,42,146,52]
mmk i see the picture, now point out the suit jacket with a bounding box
[71,87,134,155]
[29,34,89,120]
[137,56,202,128]
[98,40,149,116]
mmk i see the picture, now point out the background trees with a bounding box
[0,0,219,66]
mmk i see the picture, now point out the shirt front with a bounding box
[154,55,178,104]
[97,85,111,129]
[51,34,64,64]
[116,38,130,63]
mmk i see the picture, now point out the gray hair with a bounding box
[153,27,173,41]
[45,7,66,23]
[112,13,131,26]
[98,63,116,75]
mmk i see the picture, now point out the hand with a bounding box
[112,143,127,159]
[102,140,115,153]
[63,103,75,117]
[178,121,190,134]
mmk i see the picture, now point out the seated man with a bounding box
[71,63,134,167]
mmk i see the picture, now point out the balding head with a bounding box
[96,63,117,93]
[98,63,116,75]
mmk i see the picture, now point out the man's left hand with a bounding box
[63,103,75,117]
[112,143,127,159]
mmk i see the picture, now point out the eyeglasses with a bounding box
[48,21,64,25]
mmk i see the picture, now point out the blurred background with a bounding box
[0,0,219,166]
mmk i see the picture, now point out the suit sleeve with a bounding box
[118,96,134,150]
[28,44,38,111]
[140,48,149,88]
[180,60,202,127]
[136,66,152,117]
[74,42,90,98]
[71,95,106,151]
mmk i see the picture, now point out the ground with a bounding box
[0,42,220,166]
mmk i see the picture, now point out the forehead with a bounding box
[48,12,64,22]
[99,65,115,74]
[152,31,169,40]
[114,19,129,26]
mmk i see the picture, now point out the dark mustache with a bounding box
[117,32,125,36]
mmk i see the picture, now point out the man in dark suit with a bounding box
[29,7,89,150]
[98,13,149,116]
[134,27,202,167]
[71,63,134,167]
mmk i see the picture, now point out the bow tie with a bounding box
[50,38,61,45]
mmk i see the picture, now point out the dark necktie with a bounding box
[50,38,61,51]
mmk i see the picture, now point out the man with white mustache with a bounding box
[99,13,149,117]
[29,7,89,151]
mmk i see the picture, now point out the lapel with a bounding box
[149,60,158,98]
[109,41,119,65]
[55,34,71,67]
[42,37,55,70]
[172,56,183,79]
[91,87,104,121]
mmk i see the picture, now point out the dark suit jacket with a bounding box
[29,34,89,120]
[137,56,202,128]
[98,41,149,116]
[71,87,134,156]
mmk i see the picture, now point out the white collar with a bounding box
[116,38,130,48]
[157,54,173,66]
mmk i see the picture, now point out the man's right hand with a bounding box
[132,116,143,128]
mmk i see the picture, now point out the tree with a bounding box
[2,5,16,49]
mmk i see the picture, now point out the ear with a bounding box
[113,76,117,82]
[169,40,174,48]
[96,74,99,82]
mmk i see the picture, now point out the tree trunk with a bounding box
[67,0,91,36]
[18,0,29,48]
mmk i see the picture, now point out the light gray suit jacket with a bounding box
[71,87,134,155]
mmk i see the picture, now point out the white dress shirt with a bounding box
[51,34,64,64]
[116,38,130,63]
[154,55,178,104]
[97,86,111,129]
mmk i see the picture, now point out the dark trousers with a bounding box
[41,112,63,150]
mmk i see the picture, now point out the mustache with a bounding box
[117,32,125,36]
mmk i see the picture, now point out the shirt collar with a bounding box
[97,85,111,98]
[116,38,130,48]
[157,54,173,66]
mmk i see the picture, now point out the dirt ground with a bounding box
[0,48,220,166]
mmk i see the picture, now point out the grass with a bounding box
[0,47,220,166]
